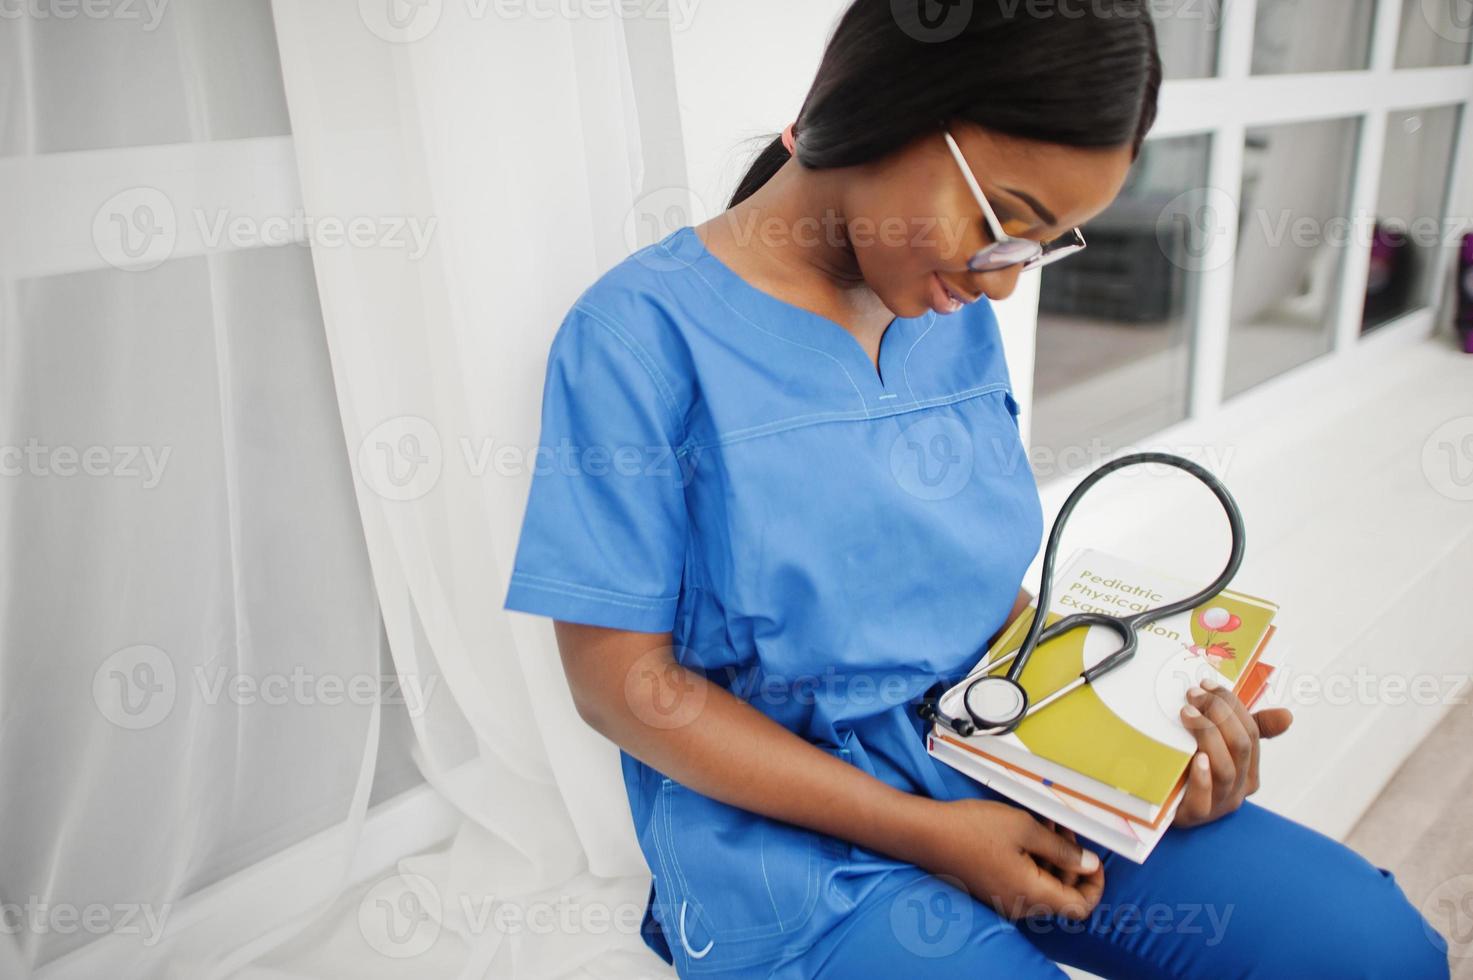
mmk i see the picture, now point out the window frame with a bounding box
[1020,0,1473,481]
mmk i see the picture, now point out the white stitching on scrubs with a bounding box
[684,381,1012,452]
[900,313,940,406]
[570,301,685,442]
[679,900,714,959]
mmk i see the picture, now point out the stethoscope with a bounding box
[916,452,1246,739]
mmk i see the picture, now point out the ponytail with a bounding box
[728,134,795,209]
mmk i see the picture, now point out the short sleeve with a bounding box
[503,304,690,633]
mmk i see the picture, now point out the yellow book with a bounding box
[928,548,1278,820]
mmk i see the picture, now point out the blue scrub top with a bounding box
[504,224,1044,972]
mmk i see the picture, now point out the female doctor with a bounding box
[504,1,1451,976]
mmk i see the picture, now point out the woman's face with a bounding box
[840,123,1137,318]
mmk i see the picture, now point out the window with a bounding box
[1225,117,1361,398]
[1251,0,1377,75]
[1364,104,1465,331]
[1031,0,1472,475]
[1396,0,1473,67]
[1032,136,1210,462]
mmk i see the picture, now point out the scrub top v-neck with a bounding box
[504,224,1045,974]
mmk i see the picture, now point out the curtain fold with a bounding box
[1,3,389,977]
[264,1,671,974]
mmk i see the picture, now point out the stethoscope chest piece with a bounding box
[963,676,1027,730]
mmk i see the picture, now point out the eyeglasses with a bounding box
[942,128,1087,274]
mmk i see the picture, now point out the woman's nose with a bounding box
[974,265,1024,302]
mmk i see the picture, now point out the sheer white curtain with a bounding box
[0,2,392,978]
[251,2,673,977]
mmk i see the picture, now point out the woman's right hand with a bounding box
[909,797,1105,922]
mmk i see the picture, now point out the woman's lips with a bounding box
[930,272,973,314]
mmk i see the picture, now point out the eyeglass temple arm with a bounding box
[941,130,1010,245]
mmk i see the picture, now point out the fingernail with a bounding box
[1187,685,1205,700]
[1183,704,1201,718]
[1080,850,1100,873]
[1196,753,1210,771]
[1200,675,1220,691]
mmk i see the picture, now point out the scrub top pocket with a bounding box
[650,744,853,973]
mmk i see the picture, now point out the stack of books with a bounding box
[926,549,1278,863]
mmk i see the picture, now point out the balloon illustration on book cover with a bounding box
[1185,606,1241,669]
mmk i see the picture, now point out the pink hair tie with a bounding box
[781,122,797,156]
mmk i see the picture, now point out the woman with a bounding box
[504,1,1450,975]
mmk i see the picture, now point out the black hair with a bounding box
[729,0,1163,209]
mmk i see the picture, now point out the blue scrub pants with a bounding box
[784,797,1450,978]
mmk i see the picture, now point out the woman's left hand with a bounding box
[1173,677,1294,828]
